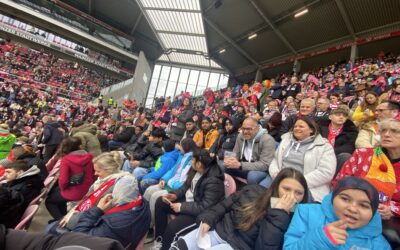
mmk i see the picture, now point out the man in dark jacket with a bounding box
[181,118,198,142]
[169,97,194,142]
[41,116,63,163]
[314,97,330,124]
[319,105,358,175]
[284,76,301,98]
[108,122,135,150]
[2,160,43,227]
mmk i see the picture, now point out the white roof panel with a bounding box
[158,33,207,52]
[147,10,204,34]
[141,0,200,11]
[158,52,222,69]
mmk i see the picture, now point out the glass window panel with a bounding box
[178,69,189,83]
[196,71,209,95]
[159,66,171,80]
[219,74,229,89]
[169,67,180,82]
[186,70,199,95]
[208,73,220,90]
[175,83,187,96]
[152,65,162,79]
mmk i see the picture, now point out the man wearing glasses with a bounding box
[223,117,275,185]
[356,101,400,148]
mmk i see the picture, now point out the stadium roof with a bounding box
[24,0,400,80]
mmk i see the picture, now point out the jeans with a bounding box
[122,159,133,173]
[45,185,69,220]
[139,178,159,194]
[225,168,267,184]
[108,140,124,150]
[133,167,149,181]
[175,228,234,250]
[259,174,273,188]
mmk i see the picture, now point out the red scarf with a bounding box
[327,123,343,146]
[153,105,169,127]
[104,195,142,215]
[76,179,116,212]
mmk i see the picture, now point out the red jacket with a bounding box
[58,150,96,201]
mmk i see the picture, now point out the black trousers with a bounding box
[45,184,68,220]
[154,197,196,250]
[43,144,58,163]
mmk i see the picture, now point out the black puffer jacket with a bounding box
[320,119,358,155]
[169,107,194,142]
[210,117,239,160]
[132,141,163,168]
[42,121,63,145]
[198,185,292,250]
[172,162,225,216]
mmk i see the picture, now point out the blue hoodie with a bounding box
[162,152,193,190]
[142,148,181,180]
[284,193,391,250]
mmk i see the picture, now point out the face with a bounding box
[380,123,400,150]
[225,121,233,132]
[330,95,339,103]
[4,168,21,182]
[365,94,377,105]
[201,120,211,130]
[295,93,304,101]
[93,164,110,179]
[134,127,142,134]
[186,122,195,131]
[191,158,203,172]
[299,101,314,115]
[288,102,296,110]
[338,79,345,86]
[293,120,314,140]
[375,103,396,121]
[333,189,373,229]
[330,113,348,126]
[241,120,259,140]
[183,98,190,106]
[278,177,305,202]
[316,99,329,112]
[268,101,278,110]
[290,77,297,85]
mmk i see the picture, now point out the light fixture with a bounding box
[195,51,202,55]
[248,33,257,40]
[219,48,226,54]
[294,8,308,18]
[171,49,177,52]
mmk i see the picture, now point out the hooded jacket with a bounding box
[162,152,193,190]
[233,127,276,172]
[42,121,64,146]
[71,124,102,156]
[198,185,292,250]
[170,106,194,141]
[284,193,390,249]
[0,187,24,228]
[320,119,358,155]
[172,162,225,216]
[269,133,336,202]
[58,150,96,201]
[0,133,16,160]
[6,165,43,213]
[210,117,240,160]
[142,148,181,180]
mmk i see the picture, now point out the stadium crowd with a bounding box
[0,43,399,249]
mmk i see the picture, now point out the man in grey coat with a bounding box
[223,117,276,185]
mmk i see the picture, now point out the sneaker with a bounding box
[150,236,162,250]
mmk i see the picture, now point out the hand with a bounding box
[275,193,297,213]
[130,160,140,168]
[201,223,211,237]
[224,157,241,169]
[97,194,113,212]
[162,193,177,203]
[170,202,181,213]
[325,220,348,245]
[159,180,165,189]
[378,204,393,220]
[209,153,215,158]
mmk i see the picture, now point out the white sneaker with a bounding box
[150,236,162,250]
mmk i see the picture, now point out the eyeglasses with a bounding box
[375,109,394,113]
[380,128,400,135]
[241,127,256,132]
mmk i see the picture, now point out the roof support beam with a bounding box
[203,16,260,67]
[130,13,142,35]
[334,0,357,40]
[88,0,93,15]
[247,0,298,55]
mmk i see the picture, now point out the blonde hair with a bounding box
[92,151,122,174]
[0,124,9,130]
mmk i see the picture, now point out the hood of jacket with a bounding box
[161,148,181,162]
[63,150,93,166]
[223,117,240,135]
[16,165,40,179]
[71,124,97,136]
[45,121,61,129]
[322,193,383,239]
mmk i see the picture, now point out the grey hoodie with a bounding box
[16,165,40,179]
[233,126,276,171]
[282,134,315,173]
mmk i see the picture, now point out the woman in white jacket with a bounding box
[269,117,336,202]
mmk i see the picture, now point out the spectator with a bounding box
[280,98,315,137]
[284,76,301,98]
[352,91,379,127]
[153,148,225,250]
[269,117,336,202]
[0,124,16,160]
[138,139,180,193]
[169,97,194,142]
[284,177,390,249]
[181,118,198,141]
[380,79,400,103]
[224,117,275,185]
[193,117,219,151]
[175,168,309,250]
[153,98,171,128]
[108,121,135,150]
[320,105,358,175]
[1,160,43,227]
[45,137,95,220]
[329,78,352,96]
[266,112,283,143]
[356,101,400,148]
[73,175,150,249]
[143,138,196,229]
[349,83,367,109]
[314,97,330,123]
[41,116,64,163]
[70,122,102,156]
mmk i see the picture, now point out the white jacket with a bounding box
[269,132,336,202]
